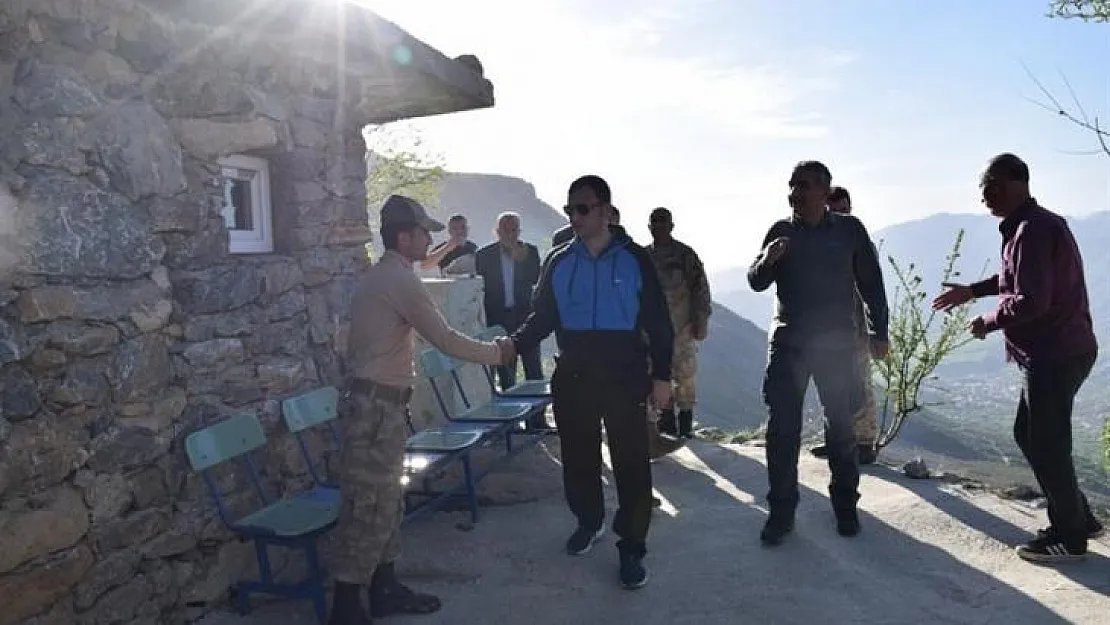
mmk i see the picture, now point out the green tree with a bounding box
[364,122,446,259]
[1048,0,1110,20]
[872,230,978,448]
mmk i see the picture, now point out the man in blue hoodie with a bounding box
[512,175,674,590]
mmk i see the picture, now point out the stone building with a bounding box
[0,1,494,623]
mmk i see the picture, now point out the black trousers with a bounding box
[551,365,653,554]
[763,341,861,514]
[1013,351,1097,547]
[493,310,543,389]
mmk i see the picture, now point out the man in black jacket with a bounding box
[748,161,888,547]
[475,212,544,390]
[514,177,673,590]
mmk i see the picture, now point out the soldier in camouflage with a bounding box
[328,195,511,625]
[809,186,880,465]
[646,207,713,439]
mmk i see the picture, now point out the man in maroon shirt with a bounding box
[932,153,1101,564]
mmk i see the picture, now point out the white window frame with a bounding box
[218,154,273,254]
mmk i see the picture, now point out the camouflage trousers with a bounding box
[672,336,698,410]
[853,339,879,446]
[323,387,409,585]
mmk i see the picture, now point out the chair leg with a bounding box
[304,540,328,625]
[234,581,251,615]
[462,455,480,524]
[254,539,274,585]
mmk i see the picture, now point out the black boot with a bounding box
[329,581,373,625]
[368,562,442,618]
[658,408,678,436]
[677,410,694,439]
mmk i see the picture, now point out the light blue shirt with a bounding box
[500,248,515,309]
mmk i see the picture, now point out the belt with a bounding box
[348,378,413,404]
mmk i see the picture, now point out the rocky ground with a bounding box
[199,439,1110,625]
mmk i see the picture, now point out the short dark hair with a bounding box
[650,207,672,222]
[381,222,418,250]
[792,160,832,186]
[448,214,466,224]
[568,175,612,204]
[986,153,1030,183]
[828,186,851,206]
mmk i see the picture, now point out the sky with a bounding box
[356,0,1110,271]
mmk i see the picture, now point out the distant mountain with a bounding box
[713,210,1110,368]
[435,171,567,251]
[694,303,770,430]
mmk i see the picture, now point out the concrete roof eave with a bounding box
[348,7,495,124]
[136,0,495,125]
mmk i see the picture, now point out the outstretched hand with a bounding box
[932,282,974,312]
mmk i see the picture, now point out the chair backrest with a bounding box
[475,325,508,342]
[185,412,266,472]
[282,387,340,433]
[417,347,474,417]
[418,348,460,379]
[280,387,343,487]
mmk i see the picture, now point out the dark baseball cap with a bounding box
[380,195,445,232]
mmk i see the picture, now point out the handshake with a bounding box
[494,337,517,366]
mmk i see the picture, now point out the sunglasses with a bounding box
[563,203,595,217]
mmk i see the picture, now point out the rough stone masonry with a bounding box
[0,1,492,623]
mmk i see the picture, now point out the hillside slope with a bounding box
[435,171,567,251]
[693,303,769,430]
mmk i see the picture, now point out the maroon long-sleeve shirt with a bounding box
[970,199,1097,367]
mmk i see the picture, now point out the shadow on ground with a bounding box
[199,439,1109,625]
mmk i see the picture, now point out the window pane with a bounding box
[220,167,256,231]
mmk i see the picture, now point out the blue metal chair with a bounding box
[184,412,337,624]
[280,386,493,523]
[417,348,544,459]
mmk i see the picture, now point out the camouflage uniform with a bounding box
[325,386,410,584]
[852,293,879,446]
[646,239,712,410]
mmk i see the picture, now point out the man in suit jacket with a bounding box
[476,212,544,389]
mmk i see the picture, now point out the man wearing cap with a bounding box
[809,186,880,465]
[646,207,712,440]
[327,194,515,625]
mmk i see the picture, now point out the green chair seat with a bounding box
[233,496,339,537]
[406,429,484,452]
[503,380,551,397]
[459,401,533,422]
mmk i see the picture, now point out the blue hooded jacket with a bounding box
[514,228,674,381]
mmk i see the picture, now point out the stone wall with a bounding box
[0,2,491,624]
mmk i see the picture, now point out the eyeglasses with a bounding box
[563,203,594,217]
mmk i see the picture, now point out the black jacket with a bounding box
[475,241,542,326]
